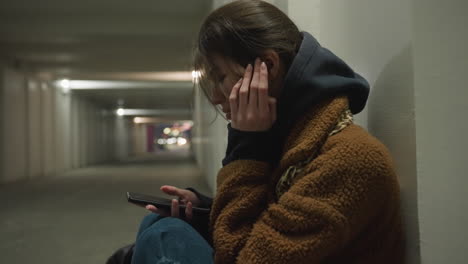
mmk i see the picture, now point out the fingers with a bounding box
[258,61,269,116]
[171,199,180,218]
[230,58,276,131]
[161,185,189,203]
[145,204,169,217]
[229,78,242,122]
[248,58,261,108]
[238,64,253,110]
[160,185,183,197]
[185,202,193,221]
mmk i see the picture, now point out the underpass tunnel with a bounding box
[1,0,467,263]
[0,1,218,262]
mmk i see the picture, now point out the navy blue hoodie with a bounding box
[222,32,370,166]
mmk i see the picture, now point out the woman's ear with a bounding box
[261,49,281,81]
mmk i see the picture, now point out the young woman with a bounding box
[109,1,405,263]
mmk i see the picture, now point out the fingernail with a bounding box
[261,62,266,69]
[247,64,252,71]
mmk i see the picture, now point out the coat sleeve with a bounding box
[210,138,397,264]
[210,160,272,263]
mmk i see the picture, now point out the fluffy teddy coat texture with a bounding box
[210,97,405,263]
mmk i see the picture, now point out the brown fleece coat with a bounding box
[210,97,405,264]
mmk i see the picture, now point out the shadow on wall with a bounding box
[367,44,421,263]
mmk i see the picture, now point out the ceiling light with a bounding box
[192,70,201,83]
[116,108,124,116]
[59,79,70,89]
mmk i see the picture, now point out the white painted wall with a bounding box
[69,95,114,167]
[288,0,419,262]
[54,83,72,173]
[41,82,56,177]
[195,0,468,262]
[27,80,43,179]
[131,123,147,155]
[192,83,227,194]
[412,1,468,263]
[0,64,116,183]
[0,65,27,183]
[196,0,236,193]
[79,99,88,167]
[114,116,132,161]
[279,0,468,262]
[0,64,3,180]
[193,0,289,195]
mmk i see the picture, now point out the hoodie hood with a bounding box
[276,32,370,128]
[221,32,370,167]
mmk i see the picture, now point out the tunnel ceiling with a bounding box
[0,0,212,111]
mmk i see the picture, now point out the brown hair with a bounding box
[194,0,302,104]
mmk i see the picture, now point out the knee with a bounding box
[143,213,162,222]
[155,217,191,232]
[139,217,192,242]
[138,213,163,230]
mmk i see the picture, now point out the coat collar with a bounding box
[278,96,349,172]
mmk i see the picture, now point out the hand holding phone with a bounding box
[127,186,209,220]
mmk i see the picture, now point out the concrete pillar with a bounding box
[114,115,130,161]
[41,82,56,177]
[192,81,227,194]
[131,123,147,155]
[79,99,87,167]
[0,65,27,183]
[27,80,43,179]
[54,84,72,172]
[71,95,80,169]
[0,64,3,181]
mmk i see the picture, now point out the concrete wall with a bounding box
[114,116,132,161]
[194,0,467,262]
[41,82,56,177]
[0,65,27,183]
[27,80,43,179]
[192,82,228,194]
[286,1,420,262]
[195,0,235,192]
[0,64,116,184]
[54,82,72,172]
[192,0,289,195]
[412,1,468,262]
[0,64,3,182]
[0,63,5,182]
[192,1,468,261]
[131,123,147,155]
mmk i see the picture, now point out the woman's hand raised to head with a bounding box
[145,185,200,221]
[230,58,277,132]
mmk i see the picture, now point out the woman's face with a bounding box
[210,55,245,120]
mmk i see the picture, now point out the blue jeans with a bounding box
[131,214,214,264]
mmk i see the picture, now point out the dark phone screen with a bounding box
[126,192,210,214]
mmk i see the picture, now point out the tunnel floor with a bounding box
[0,157,211,264]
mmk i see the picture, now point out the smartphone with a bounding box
[126,192,210,215]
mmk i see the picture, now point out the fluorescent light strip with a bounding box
[54,80,193,90]
[116,108,191,116]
